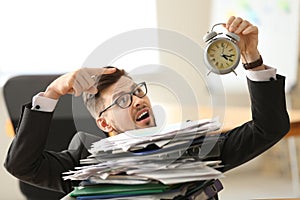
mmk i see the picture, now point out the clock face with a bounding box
[205,38,240,74]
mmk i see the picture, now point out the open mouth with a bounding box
[136,109,150,122]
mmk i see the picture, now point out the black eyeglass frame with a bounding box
[98,82,147,117]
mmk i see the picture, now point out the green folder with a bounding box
[70,183,170,197]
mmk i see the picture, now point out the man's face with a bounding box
[97,76,156,135]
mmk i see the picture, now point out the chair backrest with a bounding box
[3,75,77,151]
[2,74,101,200]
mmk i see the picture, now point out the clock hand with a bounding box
[223,54,235,57]
[220,47,228,60]
[221,54,229,60]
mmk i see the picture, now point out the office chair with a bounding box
[3,74,101,200]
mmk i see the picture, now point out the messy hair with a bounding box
[82,66,131,118]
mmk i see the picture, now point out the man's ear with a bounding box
[96,117,113,133]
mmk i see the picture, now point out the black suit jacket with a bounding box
[4,75,290,194]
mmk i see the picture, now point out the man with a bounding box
[4,16,290,198]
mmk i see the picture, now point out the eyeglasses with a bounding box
[98,82,147,117]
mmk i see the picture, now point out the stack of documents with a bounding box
[63,119,224,199]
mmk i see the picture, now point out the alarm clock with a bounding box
[203,23,241,75]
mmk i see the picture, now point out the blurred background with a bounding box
[0,0,300,199]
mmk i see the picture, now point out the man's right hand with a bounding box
[44,67,116,100]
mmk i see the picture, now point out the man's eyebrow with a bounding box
[111,84,138,100]
[111,91,122,100]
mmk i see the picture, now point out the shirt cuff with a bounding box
[245,65,277,82]
[32,92,58,112]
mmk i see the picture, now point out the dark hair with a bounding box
[82,66,131,118]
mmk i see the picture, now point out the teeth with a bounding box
[137,111,148,120]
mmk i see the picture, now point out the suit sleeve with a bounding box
[219,75,290,172]
[4,103,99,194]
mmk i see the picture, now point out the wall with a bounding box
[291,35,300,109]
[156,0,300,109]
[291,70,300,109]
[156,0,252,110]
[0,0,158,77]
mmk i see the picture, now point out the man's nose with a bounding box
[132,95,144,108]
